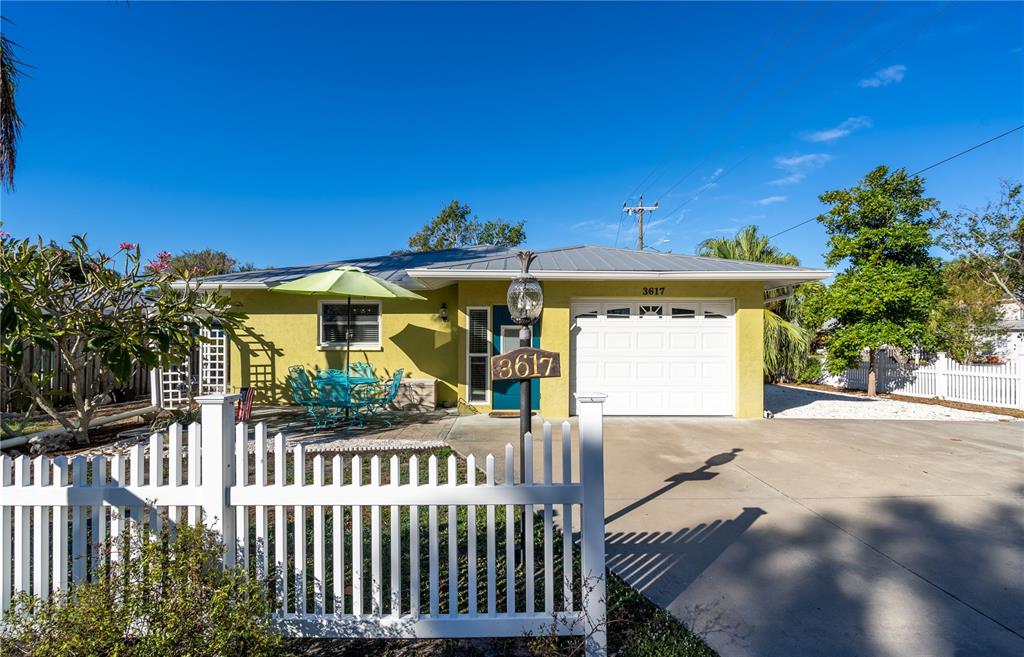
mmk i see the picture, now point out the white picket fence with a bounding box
[825,352,1022,409]
[1,393,609,655]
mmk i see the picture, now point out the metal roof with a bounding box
[183,244,830,291]
[419,245,813,273]
[183,245,513,290]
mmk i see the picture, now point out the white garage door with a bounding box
[571,300,735,416]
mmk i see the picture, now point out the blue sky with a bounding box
[2,1,1022,271]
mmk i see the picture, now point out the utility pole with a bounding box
[623,194,659,250]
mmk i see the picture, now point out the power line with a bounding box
[766,123,1024,240]
[650,1,884,208]
[623,194,660,250]
[657,0,954,224]
[624,1,811,202]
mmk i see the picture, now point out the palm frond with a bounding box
[697,225,813,377]
[763,308,811,377]
[1,21,26,192]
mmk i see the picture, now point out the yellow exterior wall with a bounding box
[455,280,765,419]
[227,287,459,405]
[228,279,765,419]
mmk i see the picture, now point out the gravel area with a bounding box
[766,384,1018,421]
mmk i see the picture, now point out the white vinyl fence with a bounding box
[1,393,609,656]
[824,352,1022,409]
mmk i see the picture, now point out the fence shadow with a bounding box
[605,507,765,600]
[235,327,284,404]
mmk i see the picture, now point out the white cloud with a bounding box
[775,153,832,169]
[570,219,620,236]
[768,152,831,186]
[769,173,805,186]
[803,116,872,142]
[755,196,787,206]
[859,64,906,88]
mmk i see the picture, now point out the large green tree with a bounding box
[814,165,943,395]
[146,248,257,277]
[941,180,1023,312]
[0,235,245,444]
[930,259,1000,363]
[406,200,526,251]
[698,225,814,379]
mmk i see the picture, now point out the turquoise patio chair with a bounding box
[348,361,376,380]
[315,378,354,429]
[352,369,404,426]
[287,365,328,427]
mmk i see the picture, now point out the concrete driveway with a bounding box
[448,415,1024,657]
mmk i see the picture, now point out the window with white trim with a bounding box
[319,301,381,349]
[467,308,490,403]
[500,325,532,353]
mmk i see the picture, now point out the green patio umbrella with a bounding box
[270,265,426,373]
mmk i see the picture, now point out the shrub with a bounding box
[149,405,201,432]
[1,522,280,657]
[794,357,824,384]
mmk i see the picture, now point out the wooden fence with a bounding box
[1,345,152,413]
[0,393,609,655]
[823,352,1022,409]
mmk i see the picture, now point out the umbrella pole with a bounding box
[345,295,352,375]
[345,296,352,421]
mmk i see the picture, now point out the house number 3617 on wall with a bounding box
[491,347,562,381]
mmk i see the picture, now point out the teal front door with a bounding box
[491,305,541,411]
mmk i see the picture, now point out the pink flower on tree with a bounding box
[119,242,137,251]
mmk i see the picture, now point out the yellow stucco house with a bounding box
[191,245,829,419]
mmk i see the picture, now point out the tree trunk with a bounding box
[17,371,75,432]
[867,349,877,397]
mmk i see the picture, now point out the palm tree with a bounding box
[1,20,25,192]
[697,225,812,379]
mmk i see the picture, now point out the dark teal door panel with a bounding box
[491,305,540,411]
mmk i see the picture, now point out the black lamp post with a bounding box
[506,251,543,481]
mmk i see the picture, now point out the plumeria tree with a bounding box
[0,234,245,444]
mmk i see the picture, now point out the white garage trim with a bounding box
[570,298,736,416]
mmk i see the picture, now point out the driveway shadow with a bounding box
[607,506,766,595]
[606,448,743,524]
[766,384,874,414]
[650,495,1024,657]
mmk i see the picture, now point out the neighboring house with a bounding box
[991,298,1024,361]
[183,245,829,418]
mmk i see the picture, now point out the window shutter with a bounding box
[468,308,489,403]
[469,309,489,354]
